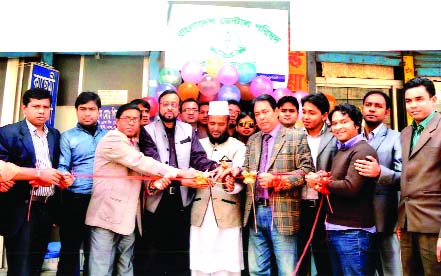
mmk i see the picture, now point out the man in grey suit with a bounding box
[397,77,441,275]
[354,91,402,276]
[297,93,336,276]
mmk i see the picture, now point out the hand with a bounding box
[305,172,321,188]
[437,237,441,262]
[223,175,235,192]
[37,168,63,186]
[0,180,15,192]
[59,172,75,189]
[211,165,235,182]
[354,155,381,177]
[152,177,171,190]
[257,172,274,188]
[181,178,211,189]
[177,169,197,179]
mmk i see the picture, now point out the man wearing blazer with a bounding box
[0,88,73,276]
[399,77,441,276]
[243,94,314,276]
[297,93,336,276]
[85,103,192,275]
[355,91,402,276]
[138,90,222,275]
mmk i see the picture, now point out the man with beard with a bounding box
[191,101,246,276]
[354,91,402,276]
[228,100,242,136]
[138,90,231,275]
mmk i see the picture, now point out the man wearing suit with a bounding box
[85,103,193,275]
[297,93,336,276]
[354,91,402,276]
[0,88,73,276]
[242,94,314,276]
[137,90,226,275]
[399,77,441,276]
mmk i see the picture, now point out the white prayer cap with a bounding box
[208,101,229,116]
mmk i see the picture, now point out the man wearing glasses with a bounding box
[85,103,195,275]
[228,100,242,137]
[138,90,230,275]
[130,98,151,126]
[179,98,199,131]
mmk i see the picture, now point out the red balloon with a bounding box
[199,92,217,102]
[236,82,254,101]
[142,96,159,117]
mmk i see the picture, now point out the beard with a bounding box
[364,118,380,128]
[208,130,230,145]
[159,113,177,123]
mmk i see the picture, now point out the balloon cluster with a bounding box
[148,60,334,118]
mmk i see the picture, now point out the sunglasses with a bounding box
[238,121,255,128]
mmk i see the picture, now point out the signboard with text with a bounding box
[29,63,59,127]
[166,4,288,88]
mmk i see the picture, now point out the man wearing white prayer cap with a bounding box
[190,101,247,276]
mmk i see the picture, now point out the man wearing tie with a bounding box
[398,77,441,275]
[242,94,314,276]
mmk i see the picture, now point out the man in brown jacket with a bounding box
[399,77,441,276]
[243,94,314,276]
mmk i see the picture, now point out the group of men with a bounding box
[0,76,440,276]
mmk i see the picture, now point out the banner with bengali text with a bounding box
[166,4,288,88]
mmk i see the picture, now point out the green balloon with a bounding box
[159,67,182,87]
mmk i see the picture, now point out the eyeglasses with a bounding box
[229,110,240,116]
[119,117,140,124]
[160,102,179,109]
[182,108,199,113]
[238,121,255,128]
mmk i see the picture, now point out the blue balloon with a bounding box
[237,62,257,84]
[155,83,177,98]
[217,85,241,102]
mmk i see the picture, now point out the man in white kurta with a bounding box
[190,101,246,276]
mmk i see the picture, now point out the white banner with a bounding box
[166,4,288,88]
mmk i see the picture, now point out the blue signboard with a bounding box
[30,63,60,127]
[98,105,119,130]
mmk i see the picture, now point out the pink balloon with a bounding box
[181,61,203,83]
[198,75,220,97]
[293,91,309,120]
[293,91,309,103]
[272,88,294,102]
[250,76,273,97]
[217,64,239,85]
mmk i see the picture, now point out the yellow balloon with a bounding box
[205,57,224,76]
